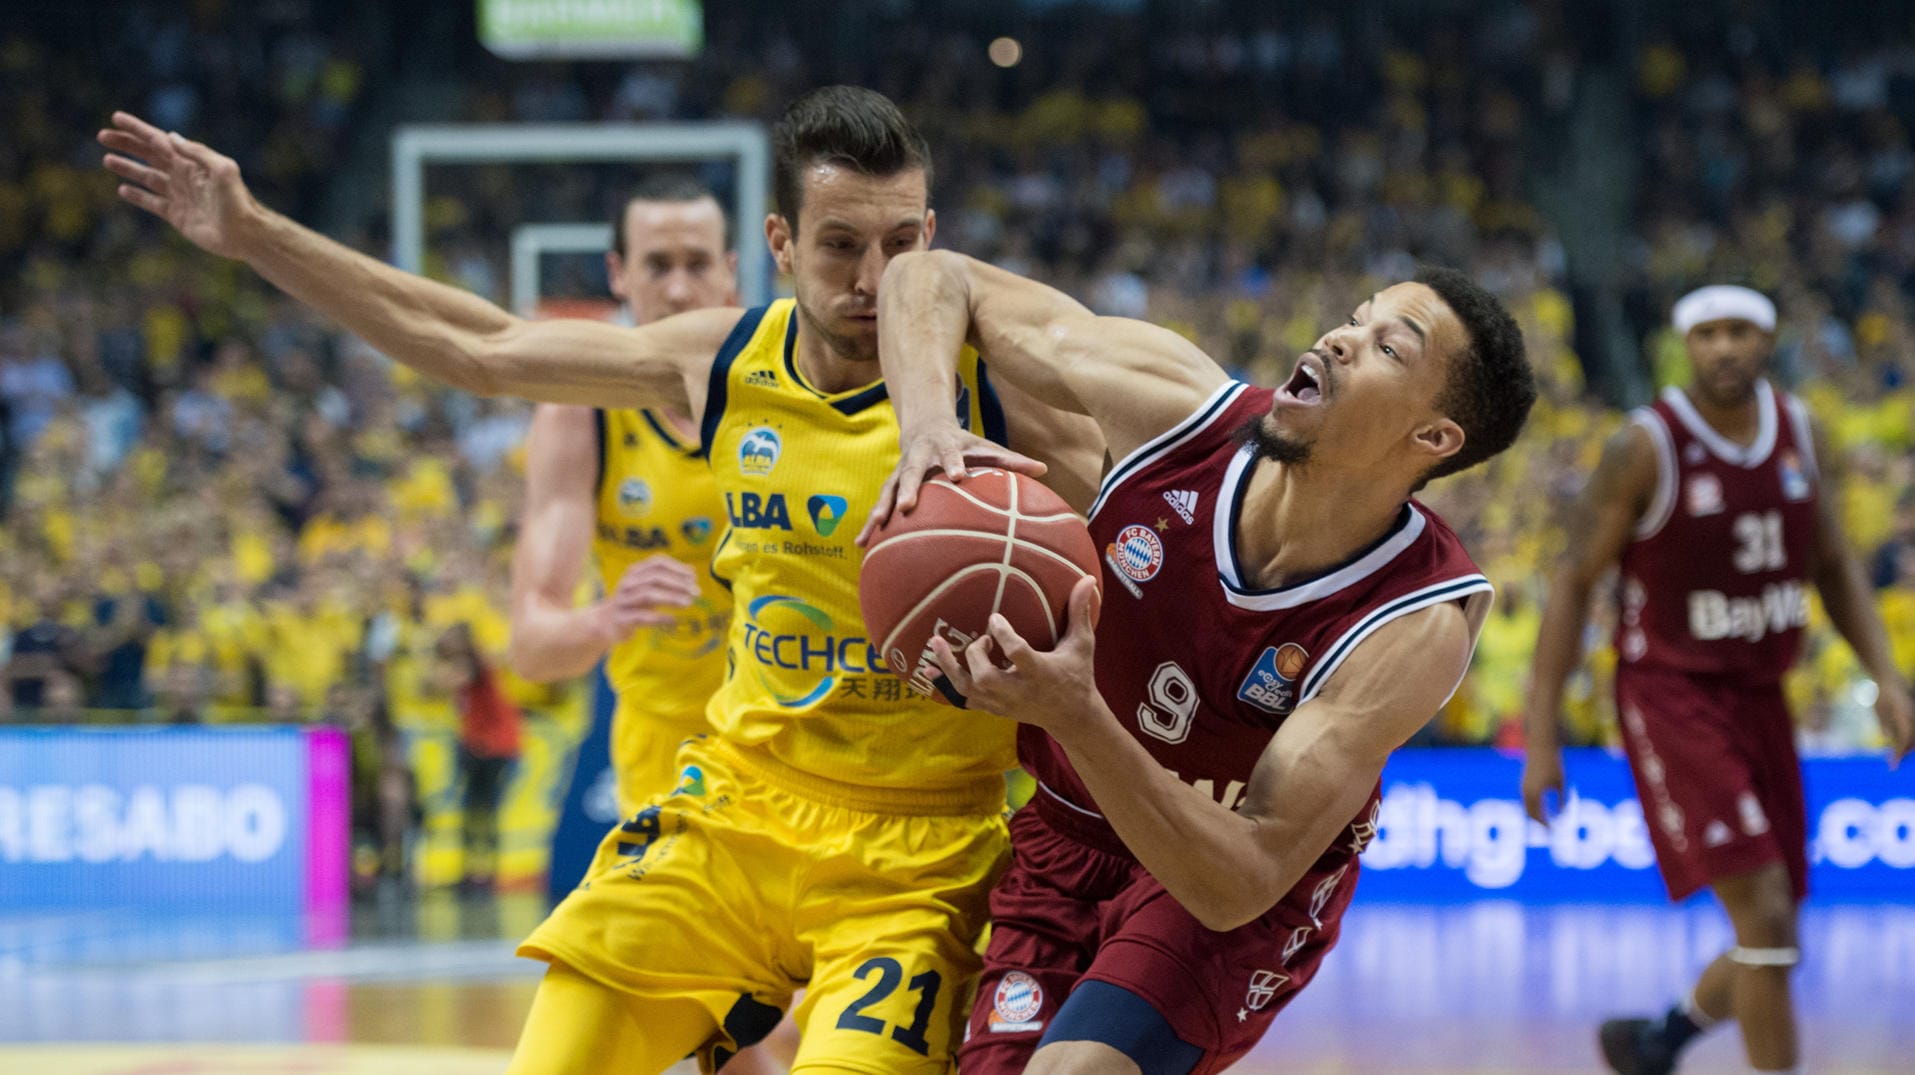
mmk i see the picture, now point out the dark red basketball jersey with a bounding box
[1020,380,1493,881]
[1616,382,1819,681]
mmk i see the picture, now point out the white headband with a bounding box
[1672,285,1775,334]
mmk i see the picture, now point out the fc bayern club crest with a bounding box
[988,971,1045,1033]
[1104,524,1166,598]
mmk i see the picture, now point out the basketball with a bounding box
[860,469,1100,703]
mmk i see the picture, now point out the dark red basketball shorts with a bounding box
[960,802,1351,1074]
[1614,665,1808,903]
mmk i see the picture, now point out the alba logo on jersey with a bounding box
[740,594,882,707]
[1238,643,1309,715]
[739,426,782,476]
[616,478,652,517]
[597,522,671,550]
[726,492,792,530]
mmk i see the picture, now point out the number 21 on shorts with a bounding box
[835,957,944,1055]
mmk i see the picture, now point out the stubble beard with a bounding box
[1235,415,1313,465]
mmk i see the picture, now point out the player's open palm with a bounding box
[595,554,702,642]
[99,111,256,259]
[859,425,1045,547]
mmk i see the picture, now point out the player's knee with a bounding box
[1718,868,1798,948]
[1737,891,1798,949]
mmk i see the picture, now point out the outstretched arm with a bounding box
[100,111,731,411]
[869,250,1222,526]
[1519,422,1656,822]
[506,405,700,682]
[934,580,1474,932]
[1805,423,1915,764]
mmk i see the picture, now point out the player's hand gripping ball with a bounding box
[859,469,1100,705]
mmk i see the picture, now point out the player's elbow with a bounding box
[503,625,566,683]
[502,634,541,681]
[1179,869,1285,932]
[883,248,969,295]
[460,334,513,398]
[1190,887,1275,933]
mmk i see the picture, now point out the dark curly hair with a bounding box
[1416,265,1536,487]
[772,85,932,233]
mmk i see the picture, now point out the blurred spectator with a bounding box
[0,323,74,450]
[4,579,89,715]
[437,622,522,896]
[1870,496,1915,589]
[345,684,417,897]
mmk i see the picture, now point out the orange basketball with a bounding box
[859,470,1100,705]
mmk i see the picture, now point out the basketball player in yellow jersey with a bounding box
[105,87,1100,1074]
[508,175,737,816]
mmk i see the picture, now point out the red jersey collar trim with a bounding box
[1213,445,1428,611]
[1662,381,1777,469]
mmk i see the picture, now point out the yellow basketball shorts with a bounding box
[519,735,1010,1073]
[609,692,713,818]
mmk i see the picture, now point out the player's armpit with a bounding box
[1230,604,1475,923]
[475,306,741,413]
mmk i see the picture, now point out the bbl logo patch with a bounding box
[1778,451,1810,501]
[1238,642,1308,715]
[617,477,653,517]
[989,971,1044,1033]
[739,426,782,476]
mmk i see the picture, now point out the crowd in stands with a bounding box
[4,0,1913,783]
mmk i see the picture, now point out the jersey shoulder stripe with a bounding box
[1297,574,1495,704]
[698,303,777,456]
[1091,379,1248,519]
[1629,406,1678,541]
[976,360,1009,447]
[592,407,609,497]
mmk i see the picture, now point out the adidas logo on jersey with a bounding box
[745,369,780,388]
[1703,820,1734,848]
[1163,489,1199,524]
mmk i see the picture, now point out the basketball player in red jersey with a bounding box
[859,253,1535,1074]
[1520,285,1914,1075]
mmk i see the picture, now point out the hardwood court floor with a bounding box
[2,895,1910,1073]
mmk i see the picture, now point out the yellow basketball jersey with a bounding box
[593,408,731,726]
[699,300,1015,795]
